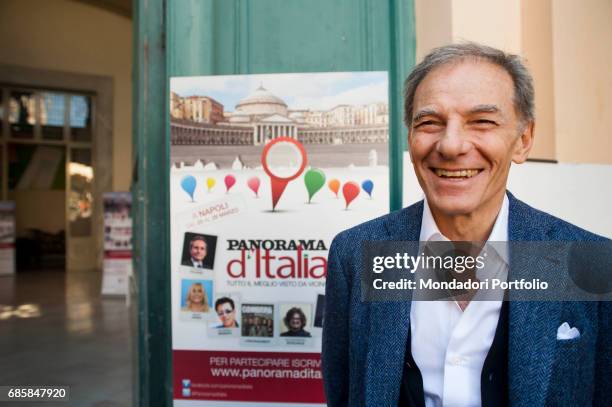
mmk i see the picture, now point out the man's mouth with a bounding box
[432,168,483,179]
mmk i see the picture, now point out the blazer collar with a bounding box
[382,200,423,241]
[381,192,545,241]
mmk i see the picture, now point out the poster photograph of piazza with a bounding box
[170,72,389,169]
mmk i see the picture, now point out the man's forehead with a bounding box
[414,103,502,122]
[413,60,515,114]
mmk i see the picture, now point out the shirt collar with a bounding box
[419,194,510,262]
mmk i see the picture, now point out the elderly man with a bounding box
[185,235,208,268]
[322,43,610,407]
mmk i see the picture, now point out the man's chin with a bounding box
[427,195,480,217]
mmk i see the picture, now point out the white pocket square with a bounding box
[557,322,580,340]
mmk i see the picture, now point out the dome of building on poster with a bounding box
[234,85,288,117]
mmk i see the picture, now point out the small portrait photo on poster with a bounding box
[279,303,313,340]
[180,279,214,321]
[208,294,241,337]
[241,304,274,338]
[180,232,217,271]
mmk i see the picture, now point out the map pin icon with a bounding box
[224,174,236,193]
[206,177,216,192]
[181,175,197,202]
[304,168,326,203]
[261,137,307,211]
[247,176,261,198]
[328,178,340,198]
[361,179,374,198]
[342,181,360,209]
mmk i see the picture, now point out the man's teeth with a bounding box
[434,169,480,178]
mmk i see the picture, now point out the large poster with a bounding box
[170,72,389,406]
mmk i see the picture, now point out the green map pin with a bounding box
[304,168,326,203]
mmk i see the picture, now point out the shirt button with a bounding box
[449,356,464,366]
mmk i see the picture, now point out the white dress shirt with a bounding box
[191,258,204,268]
[410,195,509,407]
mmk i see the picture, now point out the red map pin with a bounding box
[224,174,236,193]
[342,181,360,209]
[261,137,307,211]
[247,176,261,197]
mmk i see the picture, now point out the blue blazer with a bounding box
[322,192,610,406]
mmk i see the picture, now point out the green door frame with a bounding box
[132,1,415,405]
[132,0,172,405]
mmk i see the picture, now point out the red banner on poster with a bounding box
[173,350,325,403]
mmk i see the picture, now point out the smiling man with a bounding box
[407,57,532,242]
[322,43,610,407]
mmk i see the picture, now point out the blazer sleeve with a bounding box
[594,300,611,406]
[322,235,351,407]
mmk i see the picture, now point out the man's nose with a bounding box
[436,122,471,158]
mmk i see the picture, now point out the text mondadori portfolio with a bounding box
[372,278,548,291]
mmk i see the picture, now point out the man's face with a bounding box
[216,302,236,327]
[408,60,533,217]
[190,239,207,262]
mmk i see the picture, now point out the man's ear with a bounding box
[512,121,535,164]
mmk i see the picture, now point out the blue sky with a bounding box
[170,71,388,112]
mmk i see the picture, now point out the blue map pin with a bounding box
[361,179,374,198]
[181,175,197,201]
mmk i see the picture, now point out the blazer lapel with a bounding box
[507,193,562,407]
[364,202,423,406]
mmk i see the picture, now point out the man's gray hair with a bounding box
[404,42,535,128]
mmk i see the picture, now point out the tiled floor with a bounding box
[0,270,133,406]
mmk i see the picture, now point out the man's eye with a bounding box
[472,119,497,126]
[414,120,441,128]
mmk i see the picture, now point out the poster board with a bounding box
[170,72,389,405]
[101,192,132,296]
[0,201,16,276]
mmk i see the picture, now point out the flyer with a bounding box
[170,72,389,406]
[0,201,16,276]
[101,192,132,296]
